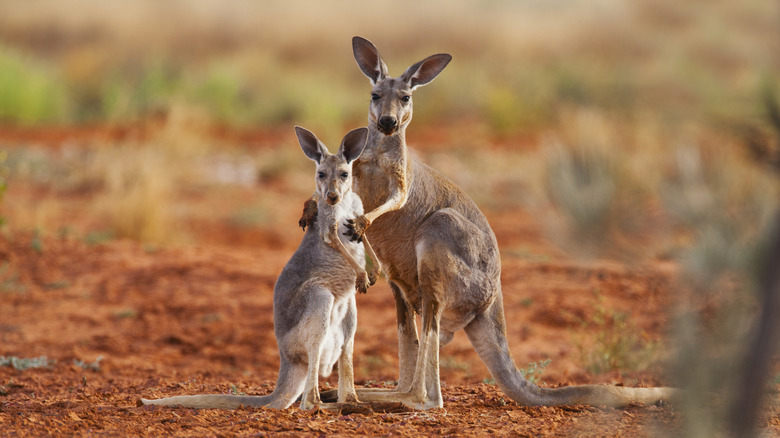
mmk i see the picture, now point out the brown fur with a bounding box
[304,36,676,410]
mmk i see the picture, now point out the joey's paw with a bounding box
[355,272,370,294]
[299,199,318,231]
[368,269,380,286]
[344,215,370,242]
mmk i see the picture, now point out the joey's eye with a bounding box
[400,95,411,103]
[341,172,349,179]
[371,93,380,101]
[318,171,326,179]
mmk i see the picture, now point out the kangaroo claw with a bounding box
[356,272,370,294]
[368,270,379,286]
[344,215,370,243]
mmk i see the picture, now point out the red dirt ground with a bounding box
[1,126,778,436]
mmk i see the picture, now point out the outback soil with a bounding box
[1,126,778,437]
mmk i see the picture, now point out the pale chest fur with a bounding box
[352,141,409,213]
[318,192,366,266]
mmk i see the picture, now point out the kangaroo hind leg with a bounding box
[296,287,335,410]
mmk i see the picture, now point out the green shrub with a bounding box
[0,46,69,124]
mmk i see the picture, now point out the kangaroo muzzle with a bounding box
[378,116,398,135]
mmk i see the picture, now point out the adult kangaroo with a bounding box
[302,36,674,410]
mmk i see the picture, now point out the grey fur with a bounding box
[141,127,380,410]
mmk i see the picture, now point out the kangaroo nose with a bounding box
[327,192,339,204]
[378,116,398,134]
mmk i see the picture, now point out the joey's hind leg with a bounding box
[299,289,334,410]
[316,299,359,409]
[337,298,359,403]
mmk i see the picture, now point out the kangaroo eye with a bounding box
[400,95,411,103]
[371,93,380,101]
[341,172,349,179]
[318,172,326,179]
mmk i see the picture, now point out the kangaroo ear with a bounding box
[353,36,388,85]
[338,127,368,164]
[295,126,329,164]
[400,53,452,90]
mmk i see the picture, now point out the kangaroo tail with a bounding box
[464,295,676,408]
[141,393,280,409]
[141,359,307,410]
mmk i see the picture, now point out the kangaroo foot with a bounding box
[299,199,318,231]
[353,388,442,410]
[344,215,370,242]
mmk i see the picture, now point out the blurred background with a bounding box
[0,0,777,238]
[0,0,778,435]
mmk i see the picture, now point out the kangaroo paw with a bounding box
[368,269,379,286]
[344,215,370,242]
[299,199,318,231]
[356,272,370,294]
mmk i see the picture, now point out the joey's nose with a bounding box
[378,116,398,134]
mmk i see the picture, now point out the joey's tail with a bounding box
[464,295,676,408]
[141,393,280,409]
[141,359,307,410]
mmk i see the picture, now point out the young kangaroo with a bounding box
[302,37,675,410]
[142,126,381,410]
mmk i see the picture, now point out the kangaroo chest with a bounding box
[319,195,365,264]
[352,140,408,212]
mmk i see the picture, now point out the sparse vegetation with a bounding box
[73,355,103,372]
[229,384,246,396]
[115,309,138,319]
[519,359,551,385]
[0,46,69,125]
[440,357,471,372]
[482,360,550,385]
[0,263,25,294]
[0,0,774,131]
[542,83,779,438]
[0,355,54,371]
[574,290,661,374]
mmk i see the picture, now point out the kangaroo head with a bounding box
[352,36,451,136]
[295,126,368,205]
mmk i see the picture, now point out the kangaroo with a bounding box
[142,126,381,410]
[301,36,675,410]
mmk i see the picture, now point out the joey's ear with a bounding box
[294,126,329,164]
[353,36,388,85]
[400,53,452,90]
[338,127,368,164]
